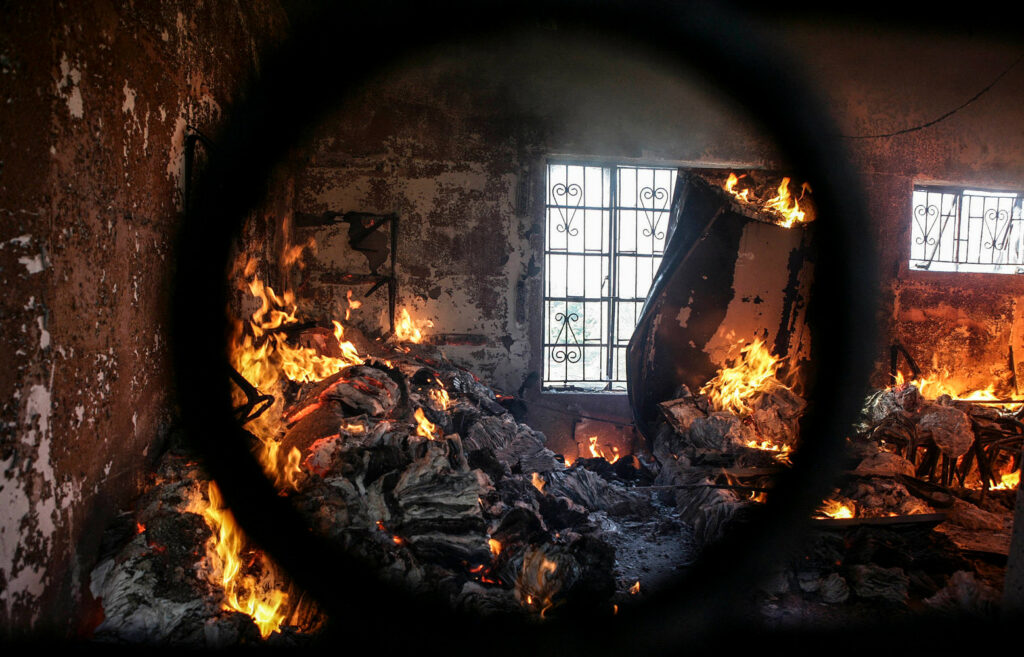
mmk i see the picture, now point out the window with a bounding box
[543,162,677,390]
[910,184,1024,274]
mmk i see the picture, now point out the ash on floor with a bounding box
[596,496,697,608]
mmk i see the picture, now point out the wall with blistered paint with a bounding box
[292,22,1024,455]
[292,31,781,456]
[783,25,1024,391]
[0,1,289,636]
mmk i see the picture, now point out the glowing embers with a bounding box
[723,172,813,229]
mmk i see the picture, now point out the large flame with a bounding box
[700,338,787,416]
[230,266,364,485]
[202,482,289,638]
[213,260,370,637]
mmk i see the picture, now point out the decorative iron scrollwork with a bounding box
[639,185,668,239]
[551,182,582,236]
[983,208,1011,250]
[913,204,940,246]
[551,311,582,363]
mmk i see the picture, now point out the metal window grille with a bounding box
[543,162,677,390]
[910,185,1024,274]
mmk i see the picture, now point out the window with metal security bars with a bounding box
[910,185,1024,274]
[543,162,677,390]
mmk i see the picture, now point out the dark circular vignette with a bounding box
[170,0,877,653]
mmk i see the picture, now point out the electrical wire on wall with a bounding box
[841,52,1023,140]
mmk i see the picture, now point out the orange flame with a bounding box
[891,370,1022,409]
[414,407,440,440]
[222,262,370,636]
[516,547,561,618]
[722,173,811,228]
[585,436,621,464]
[202,482,288,638]
[629,581,641,595]
[230,269,364,486]
[394,307,432,343]
[745,439,793,464]
[996,470,1021,490]
[429,387,450,411]
[531,472,546,494]
[700,338,788,415]
[724,172,750,202]
[816,499,855,519]
[344,290,363,321]
[765,177,808,228]
[488,538,502,556]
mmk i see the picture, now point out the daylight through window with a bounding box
[910,184,1024,274]
[543,162,677,390]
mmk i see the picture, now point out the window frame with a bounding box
[909,183,1024,275]
[541,159,678,392]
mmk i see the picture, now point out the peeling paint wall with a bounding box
[293,23,1024,453]
[3,11,1020,634]
[0,1,288,635]
[783,25,1024,389]
[292,31,780,454]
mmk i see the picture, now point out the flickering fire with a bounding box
[489,538,502,556]
[394,307,433,343]
[722,173,812,228]
[891,370,1022,409]
[971,460,1022,491]
[230,265,363,487]
[745,439,793,464]
[765,177,809,228]
[586,436,621,464]
[516,547,561,618]
[429,387,450,411]
[724,172,751,203]
[700,338,789,416]
[414,407,440,440]
[202,482,289,638]
[816,499,855,519]
[531,471,547,494]
[629,581,641,595]
[219,258,372,637]
[344,289,362,321]
[995,470,1021,490]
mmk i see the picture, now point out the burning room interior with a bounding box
[4,2,1024,651]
